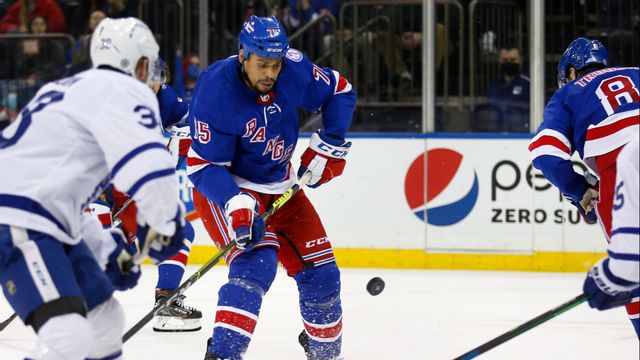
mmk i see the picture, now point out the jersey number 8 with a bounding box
[595,75,640,116]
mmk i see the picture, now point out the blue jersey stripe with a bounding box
[608,250,640,262]
[0,194,68,234]
[111,142,167,178]
[603,258,638,286]
[86,350,123,360]
[611,227,640,236]
[127,168,175,197]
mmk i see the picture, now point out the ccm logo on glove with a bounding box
[298,131,351,188]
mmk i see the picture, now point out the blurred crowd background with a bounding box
[0,0,639,133]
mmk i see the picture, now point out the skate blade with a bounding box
[153,317,202,332]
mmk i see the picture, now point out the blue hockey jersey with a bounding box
[529,67,640,201]
[186,49,356,206]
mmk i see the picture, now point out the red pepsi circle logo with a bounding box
[404,148,479,226]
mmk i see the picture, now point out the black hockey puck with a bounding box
[366,277,385,296]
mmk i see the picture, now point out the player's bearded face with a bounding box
[242,54,283,94]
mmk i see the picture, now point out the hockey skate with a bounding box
[204,337,223,360]
[153,289,202,332]
[298,330,345,360]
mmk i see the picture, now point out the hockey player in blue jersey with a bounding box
[529,38,639,337]
[186,16,356,360]
[0,17,185,359]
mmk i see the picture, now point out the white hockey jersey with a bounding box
[0,69,180,245]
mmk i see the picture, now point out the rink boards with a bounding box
[178,133,607,272]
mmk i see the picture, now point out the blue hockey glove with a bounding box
[583,258,638,310]
[225,193,265,252]
[136,206,184,262]
[298,131,351,188]
[105,229,141,291]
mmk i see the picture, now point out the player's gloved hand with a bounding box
[570,199,598,224]
[105,228,141,291]
[579,187,599,214]
[225,192,264,252]
[298,131,351,188]
[136,205,185,262]
[583,258,637,310]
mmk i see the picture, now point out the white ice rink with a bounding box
[1,265,638,360]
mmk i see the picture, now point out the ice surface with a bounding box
[1,265,638,359]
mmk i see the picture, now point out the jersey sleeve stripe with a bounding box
[611,227,640,236]
[529,146,572,160]
[0,194,68,234]
[331,70,352,95]
[186,147,231,175]
[604,258,638,286]
[530,129,571,147]
[528,135,571,154]
[111,142,167,178]
[586,113,640,141]
[607,250,640,261]
[127,168,175,197]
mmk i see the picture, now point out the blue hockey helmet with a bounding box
[557,37,609,88]
[238,15,289,59]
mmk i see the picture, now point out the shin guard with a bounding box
[295,263,343,359]
[209,247,277,359]
[156,221,195,290]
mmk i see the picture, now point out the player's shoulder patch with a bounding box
[286,48,303,62]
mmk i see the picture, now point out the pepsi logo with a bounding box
[404,148,479,226]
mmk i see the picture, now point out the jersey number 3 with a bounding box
[595,75,640,116]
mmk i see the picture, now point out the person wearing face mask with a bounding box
[482,45,530,132]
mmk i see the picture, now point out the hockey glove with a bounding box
[579,187,599,214]
[225,192,265,252]
[583,258,638,311]
[136,206,185,262]
[105,229,141,291]
[298,131,351,188]
[570,200,598,224]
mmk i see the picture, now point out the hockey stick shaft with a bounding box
[0,313,17,332]
[0,198,138,333]
[453,293,589,359]
[122,173,310,342]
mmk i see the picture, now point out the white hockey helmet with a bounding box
[90,17,160,85]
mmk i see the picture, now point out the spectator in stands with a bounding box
[0,0,66,33]
[71,9,106,74]
[474,45,530,132]
[182,53,200,102]
[16,15,66,84]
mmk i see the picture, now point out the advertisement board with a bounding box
[180,134,606,271]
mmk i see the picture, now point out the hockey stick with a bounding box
[0,313,17,332]
[122,173,311,342]
[453,293,589,359]
[112,197,134,228]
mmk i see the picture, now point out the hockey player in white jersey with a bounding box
[0,17,184,360]
[583,134,640,333]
